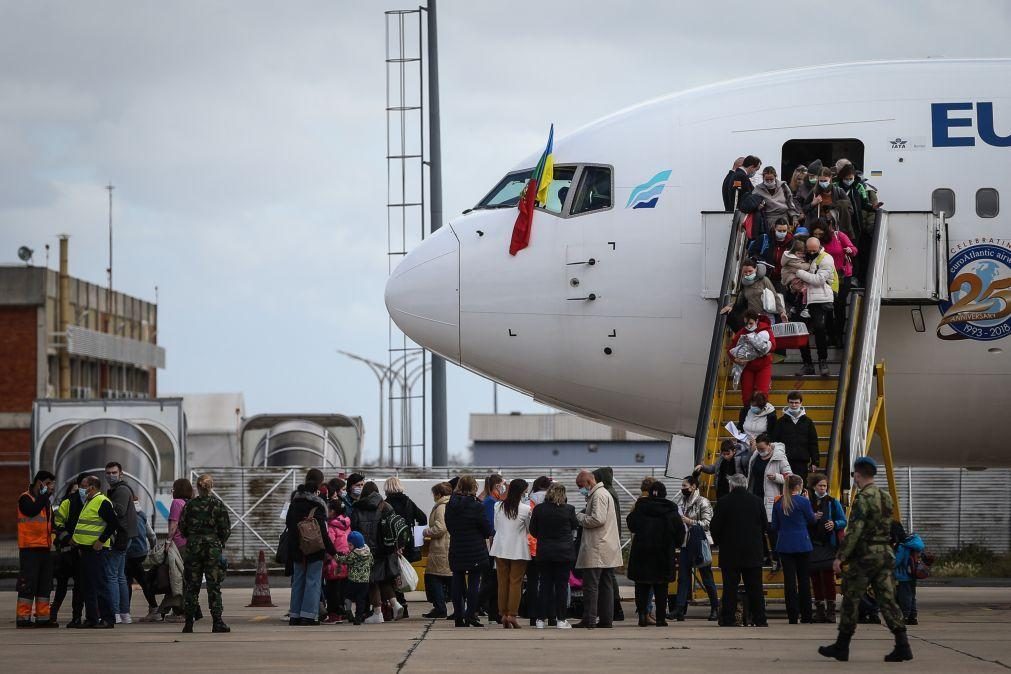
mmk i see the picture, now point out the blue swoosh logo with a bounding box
[626,170,672,207]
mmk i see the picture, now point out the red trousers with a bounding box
[811,568,836,601]
[740,363,772,406]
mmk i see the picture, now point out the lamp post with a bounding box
[337,350,390,464]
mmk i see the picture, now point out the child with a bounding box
[322,501,351,624]
[780,237,810,318]
[336,531,373,625]
[892,521,926,625]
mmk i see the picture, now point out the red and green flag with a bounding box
[509,124,554,256]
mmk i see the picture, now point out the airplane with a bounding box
[384,59,1010,471]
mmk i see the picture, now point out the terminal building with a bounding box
[0,237,163,535]
[469,412,667,467]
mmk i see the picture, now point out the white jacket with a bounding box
[575,484,623,569]
[795,250,836,305]
[748,443,794,520]
[489,501,531,561]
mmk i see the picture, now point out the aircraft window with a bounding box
[976,188,999,218]
[475,165,576,213]
[932,188,955,217]
[570,166,613,215]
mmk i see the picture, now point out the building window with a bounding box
[976,188,999,218]
[932,188,955,217]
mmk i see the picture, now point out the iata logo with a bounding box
[889,137,907,149]
[937,240,1011,341]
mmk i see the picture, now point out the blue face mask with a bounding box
[39,485,48,496]
[819,181,830,189]
[775,230,787,241]
[842,178,854,187]
[750,406,762,414]
[78,488,88,501]
[578,487,590,498]
[743,272,757,282]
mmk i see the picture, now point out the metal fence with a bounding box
[1,465,1007,570]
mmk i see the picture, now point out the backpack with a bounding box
[297,507,325,556]
[911,548,934,580]
[380,508,411,554]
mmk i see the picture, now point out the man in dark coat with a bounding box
[710,474,767,627]
[772,391,821,480]
[721,157,745,210]
[625,482,684,626]
[593,466,625,621]
[722,155,761,211]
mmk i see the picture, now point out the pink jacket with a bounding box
[323,514,351,581]
[822,231,858,278]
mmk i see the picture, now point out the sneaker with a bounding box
[322,614,341,625]
[800,308,810,319]
[114,614,123,624]
[139,609,163,623]
[364,612,385,625]
[819,360,831,377]
[797,364,815,376]
[390,600,405,621]
[535,619,546,629]
[556,619,571,629]
[120,613,132,624]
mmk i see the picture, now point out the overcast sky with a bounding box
[2,1,1009,465]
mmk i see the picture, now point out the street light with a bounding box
[338,350,390,464]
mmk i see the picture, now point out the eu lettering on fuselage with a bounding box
[932,102,1011,147]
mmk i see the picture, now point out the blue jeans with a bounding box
[103,548,130,614]
[675,551,719,613]
[290,559,324,620]
[425,574,449,613]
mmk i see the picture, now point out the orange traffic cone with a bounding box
[247,550,276,607]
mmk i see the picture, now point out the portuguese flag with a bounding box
[509,124,554,256]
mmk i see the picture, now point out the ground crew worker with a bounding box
[52,475,88,627]
[818,456,913,663]
[16,470,56,627]
[73,475,120,628]
[179,473,231,634]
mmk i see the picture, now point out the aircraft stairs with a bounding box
[678,208,894,605]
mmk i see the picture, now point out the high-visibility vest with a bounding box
[17,491,52,549]
[72,494,112,548]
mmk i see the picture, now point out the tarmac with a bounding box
[3,585,1009,672]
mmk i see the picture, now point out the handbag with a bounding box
[761,286,778,313]
[396,553,419,592]
[274,529,290,565]
[297,508,325,556]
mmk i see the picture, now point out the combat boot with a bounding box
[212,618,231,633]
[181,619,194,633]
[826,600,837,623]
[884,629,913,662]
[818,631,852,662]
[814,601,827,623]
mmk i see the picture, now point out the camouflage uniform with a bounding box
[836,483,904,635]
[179,494,231,620]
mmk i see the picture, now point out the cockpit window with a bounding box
[571,166,612,215]
[475,165,576,213]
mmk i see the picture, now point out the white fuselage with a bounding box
[385,59,1011,468]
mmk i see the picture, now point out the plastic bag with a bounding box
[396,553,419,592]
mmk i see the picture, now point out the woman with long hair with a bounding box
[807,474,847,623]
[528,482,577,629]
[446,476,493,627]
[489,478,532,628]
[771,474,817,623]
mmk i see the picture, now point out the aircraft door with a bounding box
[881,211,949,302]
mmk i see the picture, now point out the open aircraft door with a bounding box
[881,211,950,302]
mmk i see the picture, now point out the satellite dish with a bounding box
[17,246,34,263]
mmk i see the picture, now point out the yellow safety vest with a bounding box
[72,494,112,548]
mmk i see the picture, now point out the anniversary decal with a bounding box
[937,238,1011,341]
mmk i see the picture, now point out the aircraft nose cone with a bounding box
[384,226,460,362]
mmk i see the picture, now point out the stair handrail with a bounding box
[694,210,749,466]
[837,210,889,491]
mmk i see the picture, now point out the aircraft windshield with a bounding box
[475,166,576,214]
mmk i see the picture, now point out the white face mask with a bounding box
[764,180,776,189]
[133,502,142,512]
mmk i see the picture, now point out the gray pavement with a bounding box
[3,585,1009,672]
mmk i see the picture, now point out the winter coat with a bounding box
[145,539,185,598]
[733,274,786,319]
[780,250,806,288]
[747,444,793,520]
[822,230,858,278]
[323,515,351,581]
[575,483,622,569]
[626,497,684,583]
[592,467,623,536]
[838,178,875,237]
[698,448,751,499]
[490,501,532,560]
[739,402,778,441]
[336,546,374,584]
[286,488,338,565]
[728,316,777,375]
[801,182,849,227]
[809,493,847,549]
[425,496,451,577]
[385,492,428,563]
[773,408,821,473]
[753,180,800,226]
[106,481,139,549]
[795,249,836,305]
[771,232,794,285]
[673,490,713,545]
[528,501,578,563]
[445,494,492,572]
[723,166,754,211]
[771,494,816,553]
[350,491,399,582]
[711,487,767,569]
[894,533,925,582]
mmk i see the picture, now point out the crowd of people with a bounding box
[721,154,882,385]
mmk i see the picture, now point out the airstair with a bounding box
[678,205,913,606]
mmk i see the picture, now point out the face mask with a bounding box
[745,323,757,332]
[819,181,830,189]
[743,272,756,282]
[39,485,48,496]
[764,180,776,189]
[750,405,762,414]
[107,474,121,485]
[133,502,142,512]
[786,407,802,418]
[530,492,546,506]
[805,251,818,261]
[494,485,507,501]
[842,178,854,187]
[808,176,817,184]
[816,488,828,498]
[681,488,692,499]
[79,488,88,501]
[351,486,363,497]
[775,230,787,241]
[578,487,590,498]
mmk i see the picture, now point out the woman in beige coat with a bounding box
[422,482,453,618]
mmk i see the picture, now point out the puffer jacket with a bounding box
[739,401,778,440]
[424,496,451,577]
[626,497,684,584]
[795,249,836,305]
[822,230,858,278]
[748,443,793,520]
[753,180,800,225]
[323,514,351,581]
[575,483,622,569]
[673,490,713,545]
[350,491,400,582]
[446,493,493,572]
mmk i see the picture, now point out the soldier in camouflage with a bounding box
[819,456,913,663]
[179,473,231,634]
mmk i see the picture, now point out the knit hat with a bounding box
[835,158,852,174]
[794,226,810,236]
[348,531,365,549]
